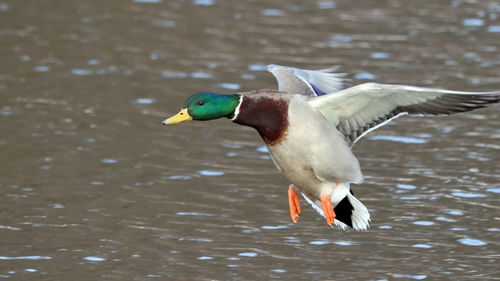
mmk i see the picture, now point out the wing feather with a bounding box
[308,83,500,146]
[267,64,345,97]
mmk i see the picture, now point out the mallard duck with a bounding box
[163,64,500,230]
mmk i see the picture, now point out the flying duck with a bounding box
[163,64,500,230]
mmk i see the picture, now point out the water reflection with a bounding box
[488,25,500,32]
[457,238,487,246]
[462,18,484,27]
[368,135,428,144]
[136,98,155,104]
[198,170,225,176]
[0,256,52,260]
[354,72,376,80]
[193,0,215,6]
[217,82,240,90]
[196,256,214,260]
[238,252,258,257]
[83,256,106,262]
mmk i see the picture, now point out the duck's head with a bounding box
[162,92,241,125]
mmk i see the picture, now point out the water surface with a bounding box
[1,0,499,280]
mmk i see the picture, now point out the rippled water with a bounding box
[1,0,499,280]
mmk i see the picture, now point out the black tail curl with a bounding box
[334,195,354,228]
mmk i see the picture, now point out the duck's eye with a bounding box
[197,101,205,106]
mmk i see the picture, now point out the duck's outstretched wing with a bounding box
[267,64,346,97]
[308,83,500,146]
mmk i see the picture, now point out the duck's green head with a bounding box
[163,92,241,125]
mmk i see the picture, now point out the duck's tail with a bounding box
[341,192,371,230]
[301,184,370,231]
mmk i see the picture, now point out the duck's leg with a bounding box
[288,185,301,223]
[320,192,336,227]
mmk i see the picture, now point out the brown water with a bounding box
[1,0,500,280]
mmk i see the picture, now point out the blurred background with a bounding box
[1,0,499,280]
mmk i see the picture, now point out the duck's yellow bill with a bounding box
[162,108,192,125]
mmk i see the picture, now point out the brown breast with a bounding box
[232,90,290,145]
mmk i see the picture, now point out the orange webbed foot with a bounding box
[288,185,301,223]
[320,194,336,227]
